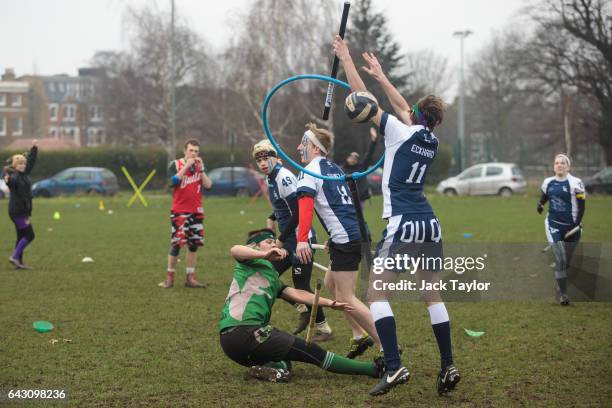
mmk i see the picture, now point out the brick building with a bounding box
[0,68,29,141]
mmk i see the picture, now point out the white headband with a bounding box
[555,154,571,167]
[303,130,328,155]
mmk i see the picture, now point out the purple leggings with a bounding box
[10,216,34,262]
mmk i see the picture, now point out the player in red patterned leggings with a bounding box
[161,139,213,288]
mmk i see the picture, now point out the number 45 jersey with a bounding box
[379,112,438,218]
[297,156,362,244]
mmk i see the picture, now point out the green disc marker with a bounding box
[33,321,54,333]
[464,328,485,337]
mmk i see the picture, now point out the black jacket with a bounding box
[5,146,37,217]
[342,138,377,202]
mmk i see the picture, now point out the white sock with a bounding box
[427,303,449,325]
[353,334,363,340]
[186,267,195,275]
[370,301,394,322]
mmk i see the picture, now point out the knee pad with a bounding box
[188,245,198,253]
[169,246,180,257]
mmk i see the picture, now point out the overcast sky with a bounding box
[2,0,528,81]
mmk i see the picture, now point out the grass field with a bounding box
[1,193,611,407]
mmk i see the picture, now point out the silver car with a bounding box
[436,163,527,196]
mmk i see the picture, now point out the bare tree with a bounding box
[525,0,612,164]
[222,0,338,150]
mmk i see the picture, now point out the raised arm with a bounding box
[361,52,412,125]
[25,141,38,174]
[333,35,368,93]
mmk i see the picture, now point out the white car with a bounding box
[436,163,527,197]
[0,179,8,199]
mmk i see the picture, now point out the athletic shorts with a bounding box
[329,240,362,272]
[219,325,295,367]
[170,212,204,248]
[374,213,443,272]
[545,218,581,244]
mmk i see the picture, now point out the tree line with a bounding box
[91,0,611,169]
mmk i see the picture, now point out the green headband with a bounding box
[247,231,276,245]
[412,103,427,127]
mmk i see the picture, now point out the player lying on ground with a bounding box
[334,35,460,396]
[537,153,586,306]
[294,123,381,358]
[218,228,385,382]
[252,140,334,341]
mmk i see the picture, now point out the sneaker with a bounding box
[559,294,570,306]
[369,366,410,396]
[8,257,21,268]
[248,366,291,383]
[293,311,310,335]
[347,335,375,359]
[373,356,386,378]
[436,365,461,395]
[312,329,334,342]
[159,272,174,289]
[185,274,206,288]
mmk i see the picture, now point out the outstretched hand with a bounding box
[361,52,386,83]
[329,300,354,312]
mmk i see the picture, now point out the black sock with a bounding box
[556,278,567,295]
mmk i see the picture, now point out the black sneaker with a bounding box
[372,357,386,378]
[293,311,310,335]
[369,366,410,396]
[559,294,570,306]
[436,365,460,395]
[248,366,291,383]
[347,335,375,359]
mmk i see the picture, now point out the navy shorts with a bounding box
[374,213,443,272]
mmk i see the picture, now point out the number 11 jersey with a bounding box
[379,112,438,218]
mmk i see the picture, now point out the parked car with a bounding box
[367,167,383,195]
[204,167,262,197]
[584,166,612,194]
[0,179,8,199]
[436,162,526,196]
[32,167,119,197]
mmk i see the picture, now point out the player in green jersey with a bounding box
[219,228,385,382]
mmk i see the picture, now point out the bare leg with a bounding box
[332,270,381,347]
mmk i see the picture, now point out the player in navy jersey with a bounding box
[537,154,586,306]
[252,140,333,341]
[334,36,459,396]
[295,123,381,358]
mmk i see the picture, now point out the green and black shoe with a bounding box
[346,335,375,359]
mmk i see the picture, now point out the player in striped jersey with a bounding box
[252,140,333,341]
[295,123,381,358]
[537,154,586,305]
[334,36,459,396]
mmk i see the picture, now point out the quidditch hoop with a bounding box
[261,74,384,181]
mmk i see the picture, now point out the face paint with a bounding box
[301,134,310,162]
